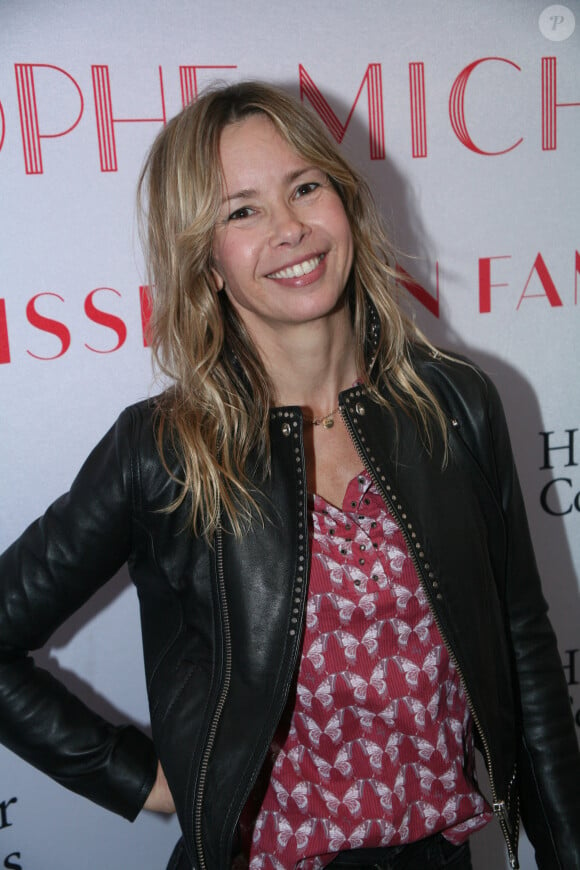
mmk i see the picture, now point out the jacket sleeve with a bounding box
[482,374,580,869]
[0,407,158,820]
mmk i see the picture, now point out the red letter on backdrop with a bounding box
[449,57,523,156]
[84,287,127,353]
[0,100,5,153]
[479,255,511,313]
[0,300,10,364]
[179,65,237,107]
[26,293,71,359]
[398,265,440,318]
[409,62,427,158]
[92,65,167,172]
[575,251,580,305]
[14,64,84,174]
[299,64,385,160]
[517,253,563,309]
[541,57,580,150]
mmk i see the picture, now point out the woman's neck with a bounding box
[255,314,359,414]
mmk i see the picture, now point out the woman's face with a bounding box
[211,114,354,345]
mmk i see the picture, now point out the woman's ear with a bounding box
[210,266,225,293]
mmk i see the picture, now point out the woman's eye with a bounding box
[228,206,254,221]
[295,182,320,198]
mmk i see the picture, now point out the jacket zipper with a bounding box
[340,402,519,869]
[192,414,310,868]
[193,524,232,870]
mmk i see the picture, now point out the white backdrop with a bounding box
[0,1,578,868]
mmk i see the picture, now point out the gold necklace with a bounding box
[303,404,340,429]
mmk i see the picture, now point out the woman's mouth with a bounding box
[267,255,324,280]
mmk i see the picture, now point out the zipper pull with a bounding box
[493,801,518,867]
[493,801,513,835]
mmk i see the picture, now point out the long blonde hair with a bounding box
[138,81,446,538]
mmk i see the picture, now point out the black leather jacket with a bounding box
[0,352,579,870]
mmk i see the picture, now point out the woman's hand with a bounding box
[143,761,176,814]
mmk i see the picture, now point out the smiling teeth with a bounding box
[269,255,323,279]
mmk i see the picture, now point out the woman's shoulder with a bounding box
[110,392,178,472]
[116,395,159,431]
[408,343,511,463]
[109,392,186,506]
[115,389,180,438]
[411,343,497,415]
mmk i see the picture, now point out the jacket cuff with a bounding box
[98,724,158,821]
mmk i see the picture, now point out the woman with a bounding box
[0,82,578,870]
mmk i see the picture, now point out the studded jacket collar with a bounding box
[0,352,578,870]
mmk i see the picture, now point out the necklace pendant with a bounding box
[321,416,335,429]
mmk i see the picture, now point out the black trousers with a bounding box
[325,833,472,869]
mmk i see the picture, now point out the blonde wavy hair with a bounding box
[138,80,446,538]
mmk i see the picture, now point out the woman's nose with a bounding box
[269,202,307,246]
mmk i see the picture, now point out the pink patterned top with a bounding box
[244,472,491,870]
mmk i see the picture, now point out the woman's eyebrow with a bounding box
[221,167,322,205]
[222,188,257,205]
